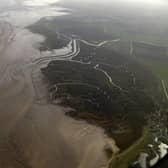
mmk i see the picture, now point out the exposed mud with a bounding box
[0,5,119,167]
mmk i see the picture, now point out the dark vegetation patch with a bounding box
[133,41,168,61]
[30,14,162,151]
[73,42,128,65]
[41,60,156,150]
[42,16,114,41]
[74,41,159,91]
[28,21,70,51]
[28,15,115,46]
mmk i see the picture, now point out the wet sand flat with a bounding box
[0,19,119,168]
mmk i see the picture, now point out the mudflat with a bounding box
[0,20,119,168]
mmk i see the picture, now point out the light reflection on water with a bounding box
[0,0,61,8]
[0,0,67,27]
[24,0,61,7]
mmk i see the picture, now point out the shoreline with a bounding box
[0,11,120,167]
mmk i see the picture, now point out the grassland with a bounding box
[42,59,156,151]
[109,56,168,168]
[137,58,168,101]
[137,58,168,81]
[110,127,153,168]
